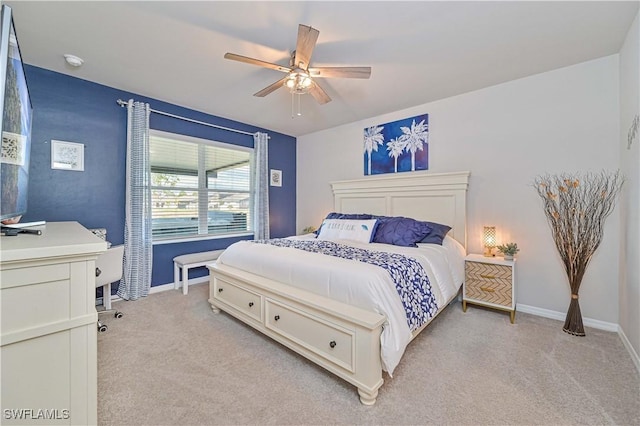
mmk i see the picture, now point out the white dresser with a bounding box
[0,222,107,425]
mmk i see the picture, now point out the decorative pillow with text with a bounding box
[316,218,379,244]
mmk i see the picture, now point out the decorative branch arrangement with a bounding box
[533,170,623,336]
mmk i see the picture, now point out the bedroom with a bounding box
[0,1,638,424]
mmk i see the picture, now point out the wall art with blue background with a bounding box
[363,114,429,176]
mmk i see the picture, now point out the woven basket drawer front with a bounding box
[465,262,512,307]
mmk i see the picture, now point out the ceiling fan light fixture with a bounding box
[284,71,314,94]
[285,77,295,89]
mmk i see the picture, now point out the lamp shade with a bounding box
[483,226,496,256]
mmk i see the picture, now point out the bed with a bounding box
[207,171,470,405]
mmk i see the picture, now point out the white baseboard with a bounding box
[97,276,209,306]
[618,326,640,373]
[517,303,639,373]
[516,303,618,332]
[148,276,209,294]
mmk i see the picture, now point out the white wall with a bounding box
[618,12,639,361]
[297,55,621,324]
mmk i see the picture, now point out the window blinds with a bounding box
[149,131,252,240]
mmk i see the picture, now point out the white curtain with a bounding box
[252,132,270,240]
[118,100,153,300]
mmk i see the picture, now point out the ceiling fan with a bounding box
[224,24,371,105]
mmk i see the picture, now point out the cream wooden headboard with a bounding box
[330,171,470,247]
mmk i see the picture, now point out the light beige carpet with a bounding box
[97,283,639,425]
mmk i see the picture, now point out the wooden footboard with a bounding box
[207,262,386,405]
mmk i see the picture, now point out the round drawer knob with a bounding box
[218,288,223,293]
[274,315,280,321]
[329,340,337,348]
[249,302,254,307]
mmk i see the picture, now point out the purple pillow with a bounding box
[372,216,432,247]
[418,221,452,245]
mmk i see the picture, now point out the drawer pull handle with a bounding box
[218,288,223,293]
[274,315,280,321]
[480,286,495,292]
[329,340,337,348]
[480,274,496,279]
[248,302,254,307]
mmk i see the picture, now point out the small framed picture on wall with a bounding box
[51,140,84,171]
[270,169,282,187]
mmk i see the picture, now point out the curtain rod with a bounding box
[116,99,258,137]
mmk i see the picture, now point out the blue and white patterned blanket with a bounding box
[252,238,438,332]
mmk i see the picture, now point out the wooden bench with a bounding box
[173,250,225,295]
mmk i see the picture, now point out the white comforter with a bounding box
[216,235,465,375]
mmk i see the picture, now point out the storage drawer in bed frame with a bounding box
[265,298,355,372]
[213,277,262,323]
[207,262,385,405]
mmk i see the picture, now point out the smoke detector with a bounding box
[64,54,84,67]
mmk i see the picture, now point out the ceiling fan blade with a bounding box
[253,76,288,97]
[308,83,331,105]
[308,67,372,79]
[224,53,292,73]
[294,24,319,69]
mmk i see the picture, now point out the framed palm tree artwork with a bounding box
[363,114,429,176]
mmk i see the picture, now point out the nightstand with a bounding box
[463,254,516,323]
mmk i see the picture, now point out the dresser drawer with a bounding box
[0,263,69,289]
[1,262,95,337]
[213,279,262,322]
[465,261,512,308]
[265,299,355,373]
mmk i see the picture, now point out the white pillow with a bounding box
[317,218,378,244]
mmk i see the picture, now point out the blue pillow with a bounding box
[325,212,374,220]
[372,216,432,247]
[418,221,452,245]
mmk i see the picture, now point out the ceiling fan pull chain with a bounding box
[291,92,303,118]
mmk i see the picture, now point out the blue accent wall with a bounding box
[23,65,296,287]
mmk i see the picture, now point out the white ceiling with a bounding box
[5,1,638,137]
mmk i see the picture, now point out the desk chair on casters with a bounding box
[95,244,125,332]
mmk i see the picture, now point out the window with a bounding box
[149,130,253,241]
